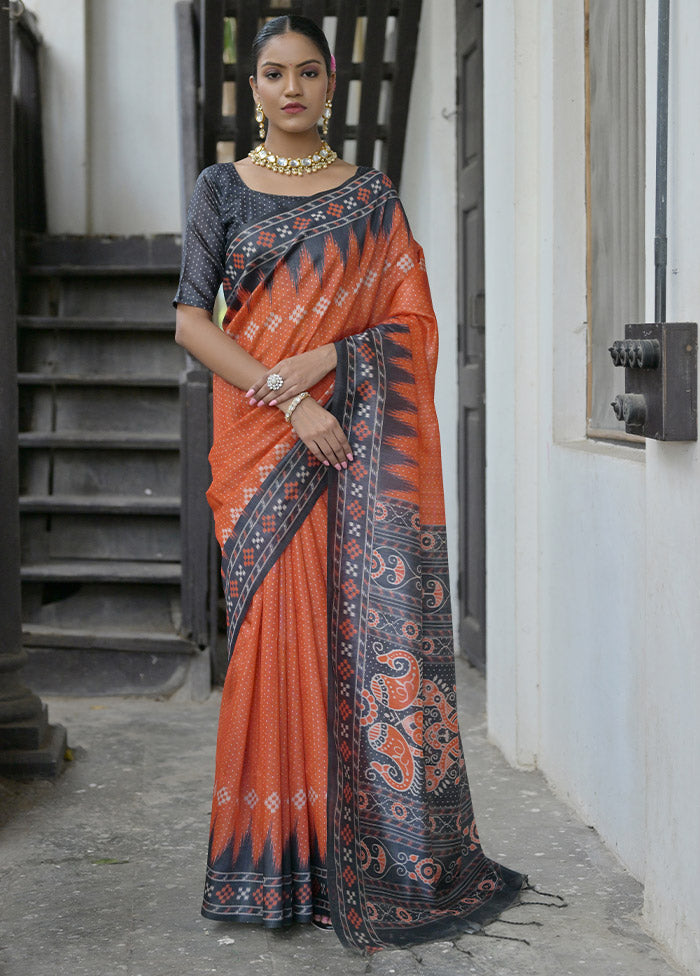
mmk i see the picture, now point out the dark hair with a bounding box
[250,15,332,78]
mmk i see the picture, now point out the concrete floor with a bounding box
[0,658,691,976]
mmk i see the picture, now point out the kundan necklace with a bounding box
[248,140,338,176]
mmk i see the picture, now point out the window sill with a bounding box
[555,436,646,464]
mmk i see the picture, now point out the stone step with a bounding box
[19,233,182,272]
[19,494,181,515]
[17,372,179,387]
[22,623,196,655]
[18,431,180,449]
[22,265,181,277]
[18,331,184,378]
[17,315,176,331]
[21,560,182,584]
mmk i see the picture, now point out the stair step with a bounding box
[18,372,179,387]
[22,265,181,277]
[22,623,195,655]
[17,315,176,332]
[19,431,180,450]
[21,560,181,583]
[19,494,181,515]
[20,233,182,272]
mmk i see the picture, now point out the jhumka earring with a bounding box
[255,103,266,140]
[321,99,332,137]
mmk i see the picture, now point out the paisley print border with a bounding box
[326,326,524,951]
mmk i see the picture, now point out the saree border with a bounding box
[223,169,397,299]
[326,327,525,952]
[203,832,329,926]
[221,438,328,660]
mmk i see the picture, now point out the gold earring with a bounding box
[322,99,332,137]
[255,103,266,141]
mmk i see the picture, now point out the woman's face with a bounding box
[250,31,334,138]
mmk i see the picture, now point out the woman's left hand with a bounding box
[246,345,337,407]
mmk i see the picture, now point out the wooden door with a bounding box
[456,0,486,669]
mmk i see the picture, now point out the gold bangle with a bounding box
[285,391,310,423]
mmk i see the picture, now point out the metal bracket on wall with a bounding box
[609,322,697,441]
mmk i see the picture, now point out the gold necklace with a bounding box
[248,140,338,176]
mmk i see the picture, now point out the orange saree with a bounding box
[180,166,524,950]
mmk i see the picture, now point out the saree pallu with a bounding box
[202,169,524,951]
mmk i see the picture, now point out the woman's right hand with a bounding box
[288,397,353,470]
[247,345,338,407]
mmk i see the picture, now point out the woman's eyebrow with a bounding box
[261,59,323,68]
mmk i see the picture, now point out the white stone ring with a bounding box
[266,373,284,392]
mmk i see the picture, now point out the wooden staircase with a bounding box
[15,235,210,697]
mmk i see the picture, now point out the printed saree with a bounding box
[201,167,524,951]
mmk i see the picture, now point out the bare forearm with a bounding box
[175,304,268,390]
[175,303,337,396]
[312,342,338,374]
[175,304,349,467]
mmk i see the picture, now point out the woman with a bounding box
[174,15,524,952]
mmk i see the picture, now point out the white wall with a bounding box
[484,1,700,972]
[401,0,459,634]
[32,0,181,235]
[32,0,88,233]
[642,2,700,968]
[483,0,544,766]
[87,0,180,234]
